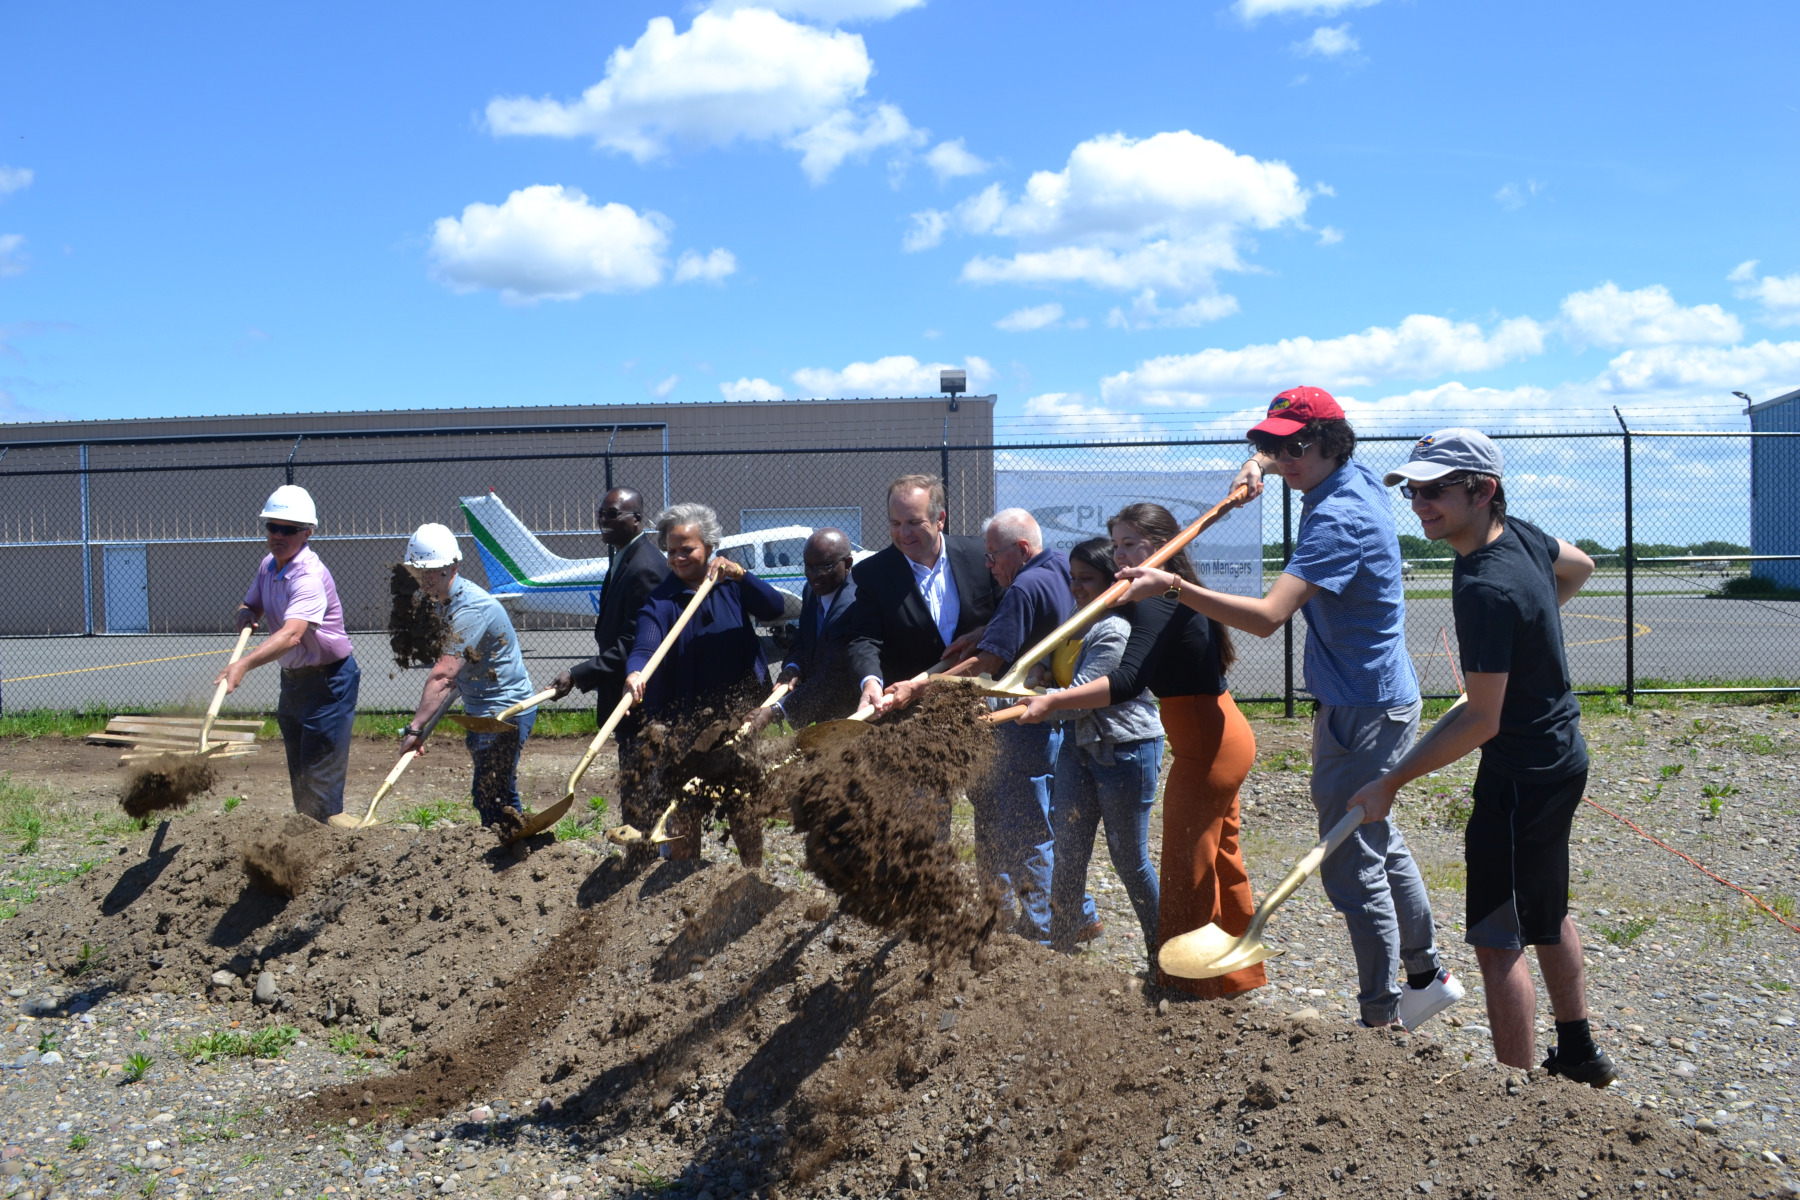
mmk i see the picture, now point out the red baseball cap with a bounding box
[1248,386,1343,438]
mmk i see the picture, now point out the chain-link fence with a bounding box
[3,423,1795,716]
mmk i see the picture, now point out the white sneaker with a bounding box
[1397,968,1465,1030]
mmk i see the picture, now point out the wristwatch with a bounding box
[400,725,422,741]
[1163,580,1183,600]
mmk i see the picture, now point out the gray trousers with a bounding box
[1312,700,1442,1025]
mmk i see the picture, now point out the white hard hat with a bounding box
[405,523,462,570]
[260,485,318,527]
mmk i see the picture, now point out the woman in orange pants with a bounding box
[1021,502,1265,998]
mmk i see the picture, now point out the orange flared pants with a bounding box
[1154,692,1266,998]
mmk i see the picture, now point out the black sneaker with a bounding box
[1543,1045,1621,1088]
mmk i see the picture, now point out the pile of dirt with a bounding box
[117,753,217,818]
[241,814,329,898]
[777,689,1001,959]
[3,814,1776,1199]
[387,563,448,668]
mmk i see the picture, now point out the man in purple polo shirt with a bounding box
[216,485,360,822]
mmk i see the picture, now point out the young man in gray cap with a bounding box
[1353,428,1616,1086]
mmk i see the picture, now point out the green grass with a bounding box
[1256,748,1310,774]
[182,1025,299,1064]
[1769,894,1796,920]
[1601,915,1655,947]
[222,796,242,813]
[1710,576,1800,601]
[123,1052,153,1082]
[396,800,467,829]
[1659,763,1684,780]
[0,708,128,740]
[0,773,50,852]
[67,1133,91,1152]
[69,940,107,977]
[554,815,595,842]
[0,860,97,920]
[1421,860,1466,892]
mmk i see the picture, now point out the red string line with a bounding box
[1580,795,1800,936]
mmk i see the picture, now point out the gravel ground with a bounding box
[1,698,1797,1197]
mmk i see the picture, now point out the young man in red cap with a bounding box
[1117,387,1460,1030]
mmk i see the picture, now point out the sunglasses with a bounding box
[265,522,304,536]
[1400,476,1470,501]
[597,507,638,521]
[1253,436,1314,460]
[803,557,850,575]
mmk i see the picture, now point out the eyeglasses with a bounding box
[1400,476,1469,501]
[803,557,850,576]
[265,522,303,536]
[596,507,637,521]
[1271,437,1314,460]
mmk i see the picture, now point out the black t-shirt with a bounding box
[1107,596,1227,703]
[1452,518,1588,781]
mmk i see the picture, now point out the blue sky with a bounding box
[3,0,1798,437]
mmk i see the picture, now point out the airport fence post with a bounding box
[1282,479,1295,719]
[80,443,93,636]
[1614,409,1635,704]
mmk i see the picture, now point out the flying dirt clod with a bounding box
[387,563,449,669]
[118,754,218,819]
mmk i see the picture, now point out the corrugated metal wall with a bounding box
[1750,390,1800,591]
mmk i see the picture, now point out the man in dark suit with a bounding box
[752,528,860,732]
[845,474,1003,709]
[548,486,668,828]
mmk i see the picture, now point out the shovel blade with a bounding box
[795,718,872,754]
[925,673,1040,699]
[1157,922,1263,980]
[327,813,372,831]
[447,714,514,734]
[503,794,574,845]
[605,824,645,845]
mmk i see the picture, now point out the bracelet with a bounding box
[1163,579,1183,600]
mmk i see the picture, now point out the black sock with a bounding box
[1554,1018,1596,1061]
[1406,969,1439,990]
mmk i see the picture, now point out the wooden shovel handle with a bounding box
[982,704,1029,726]
[991,485,1251,690]
[200,626,256,753]
[841,655,958,724]
[496,686,560,724]
[357,750,418,828]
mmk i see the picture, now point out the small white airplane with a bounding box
[459,491,868,622]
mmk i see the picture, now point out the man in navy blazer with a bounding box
[755,528,862,730]
[844,475,1003,708]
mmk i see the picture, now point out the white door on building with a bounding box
[103,544,150,633]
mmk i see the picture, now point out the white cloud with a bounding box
[786,102,923,184]
[0,234,26,279]
[1317,225,1344,246]
[1495,179,1544,210]
[1729,260,1800,328]
[1104,289,1240,330]
[1236,0,1379,20]
[708,0,925,22]
[1100,313,1545,406]
[1021,392,1151,438]
[1294,24,1358,57]
[1594,341,1800,396]
[427,185,675,303]
[924,139,990,181]
[650,374,680,398]
[1560,282,1741,348]
[995,303,1065,332]
[674,247,737,284]
[718,376,787,402]
[0,166,32,198]
[485,9,915,182]
[922,131,1311,304]
[722,355,994,400]
[902,208,949,252]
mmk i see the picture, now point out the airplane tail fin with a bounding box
[459,491,599,591]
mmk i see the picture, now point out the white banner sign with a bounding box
[994,469,1264,597]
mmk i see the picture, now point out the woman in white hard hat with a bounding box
[398,523,537,835]
[218,485,360,822]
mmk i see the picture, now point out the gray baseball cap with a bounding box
[1383,427,1505,486]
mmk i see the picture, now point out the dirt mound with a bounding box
[779,689,1001,958]
[1,814,1771,1199]
[118,753,217,818]
[387,563,448,668]
[241,814,330,898]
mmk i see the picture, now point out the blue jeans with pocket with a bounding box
[1312,700,1442,1025]
[1049,735,1161,952]
[276,655,360,821]
[972,720,1073,942]
[465,709,537,826]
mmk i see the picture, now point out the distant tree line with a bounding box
[1262,537,1749,565]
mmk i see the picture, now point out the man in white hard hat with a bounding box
[399,523,536,835]
[219,485,360,822]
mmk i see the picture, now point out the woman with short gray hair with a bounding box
[626,502,786,861]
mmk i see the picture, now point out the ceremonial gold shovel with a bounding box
[928,485,1252,700]
[512,570,723,846]
[447,686,560,734]
[1158,805,1364,979]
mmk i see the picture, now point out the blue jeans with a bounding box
[1312,701,1442,1025]
[276,655,360,821]
[971,721,1074,942]
[465,709,536,826]
[1049,736,1161,952]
